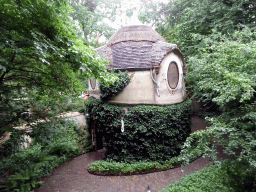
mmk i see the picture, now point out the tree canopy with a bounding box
[138,0,256,184]
[144,0,256,176]
[0,0,116,133]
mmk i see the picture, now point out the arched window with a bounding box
[167,62,179,89]
[89,78,96,90]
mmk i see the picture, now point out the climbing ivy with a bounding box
[84,97,192,162]
[99,71,131,100]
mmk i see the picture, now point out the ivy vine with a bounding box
[99,71,131,100]
[84,97,192,162]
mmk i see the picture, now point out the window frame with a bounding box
[167,61,180,90]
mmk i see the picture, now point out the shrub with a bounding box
[0,129,26,160]
[87,156,184,175]
[74,125,92,153]
[160,159,256,192]
[86,129,208,175]
[87,158,180,175]
[0,119,84,192]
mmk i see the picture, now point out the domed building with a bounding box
[88,25,187,105]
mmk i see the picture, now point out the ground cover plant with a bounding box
[0,119,89,192]
[87,156,180,175]
[160,159,256,192]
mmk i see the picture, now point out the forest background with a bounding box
[0,0,256,190]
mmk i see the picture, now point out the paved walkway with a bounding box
[34,150,211,192]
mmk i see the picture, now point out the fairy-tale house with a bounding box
[89,25,187,105]
[87,25,190,153]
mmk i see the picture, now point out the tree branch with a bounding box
[0,69,11,84]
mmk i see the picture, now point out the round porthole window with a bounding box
[167,62,179,89]
[89,78,96,90]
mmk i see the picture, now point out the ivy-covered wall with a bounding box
[99,71,131,100]
[85,97,191,162]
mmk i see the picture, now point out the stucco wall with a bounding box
[88,52,187,105]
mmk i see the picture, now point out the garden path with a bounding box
[34,116,230,192]
[34,150,210,192]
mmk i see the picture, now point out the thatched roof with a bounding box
[94,45,113,67]
[94,25,184,70]
[107,25,165,46]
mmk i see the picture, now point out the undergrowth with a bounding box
[160,159,256,192]
[0,119,89,192]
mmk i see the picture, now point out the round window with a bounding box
[90,78,96,90]
[167,62,179,89]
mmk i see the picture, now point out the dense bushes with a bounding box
[0,119,88,192]
[160,159,256,192]
[85,97,191,162]
[184,27,256,167]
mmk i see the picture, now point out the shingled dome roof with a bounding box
[107,25,166,46]
[95,25,183,70]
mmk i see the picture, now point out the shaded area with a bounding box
[34,150,210,192]
[34,116,215,192]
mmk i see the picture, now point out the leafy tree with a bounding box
[148,0,256,57]
[184,27,256,167]
[138,0,170,28]
[0,0,116,135]
[69,0,116,47]
[150,0,256,185]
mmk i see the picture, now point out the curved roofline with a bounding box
[107,25,166,46]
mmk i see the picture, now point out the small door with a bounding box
[167,62,179,89]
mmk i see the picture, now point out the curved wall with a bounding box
[88,52,187,105]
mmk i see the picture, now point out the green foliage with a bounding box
[0,119,87,191]
[0,167,43,192]
[74,124,92,153]
[0,128,26,159]
[87,157,180,174]
[186,28,256,109]
[152,0,256,174]
[31,119,79,156]
[85,97,191,162]
[69,0,116,46]
[151,0,256,57]
[0,0,116,135]
[183,27,256,168]
[99,71,131,100]
[160,159,256,192]
[178,130,212,165]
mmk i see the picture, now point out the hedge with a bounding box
[85,97,192,162]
